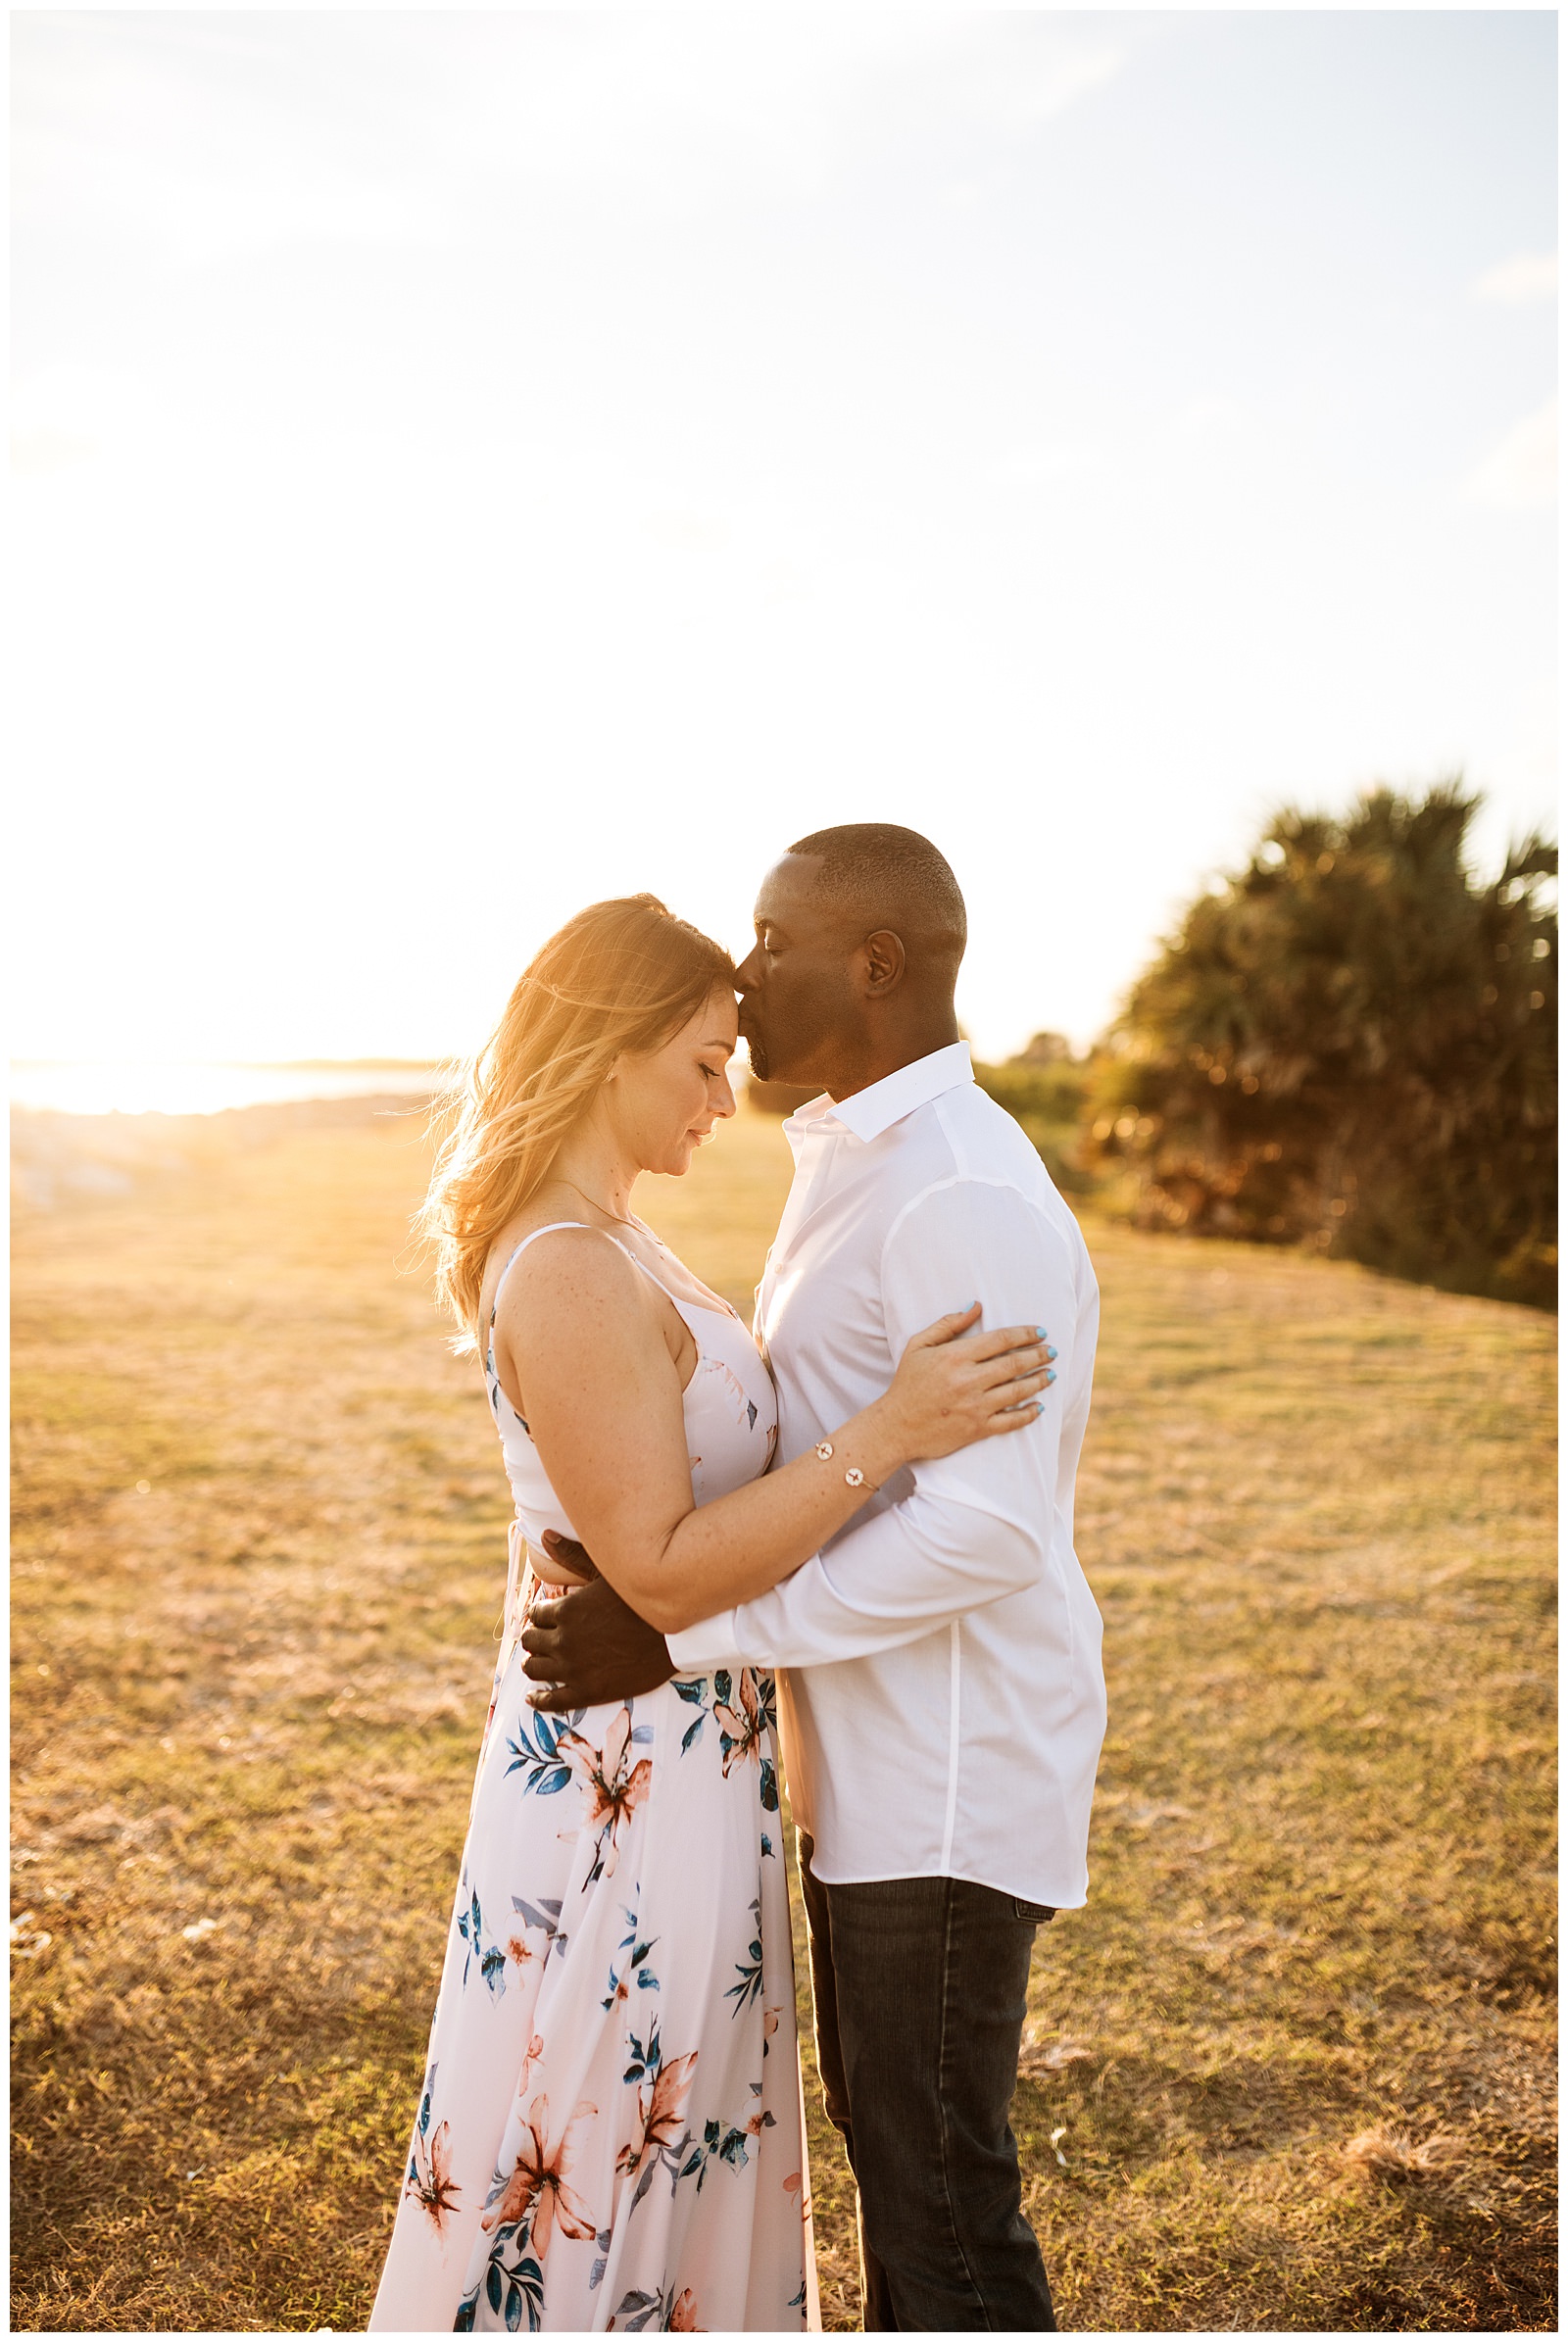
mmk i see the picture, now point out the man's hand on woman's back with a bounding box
[520,1533,675,1710]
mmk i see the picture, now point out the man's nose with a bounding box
[735,949,762,992]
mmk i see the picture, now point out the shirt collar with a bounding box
[786,1041,975,1146]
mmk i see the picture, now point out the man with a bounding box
[522,824,1105,2331]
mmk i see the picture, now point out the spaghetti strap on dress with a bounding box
[370,1222,816,2333]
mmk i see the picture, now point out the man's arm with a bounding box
[519,1555,675,1713]
[521,1180,1090,1706]
[667,1177,1090,1673]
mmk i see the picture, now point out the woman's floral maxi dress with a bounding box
[371,1225,818,2334]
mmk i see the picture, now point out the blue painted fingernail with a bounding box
[1034,1401,1046,1417]
[1046,1345,1058,1361]
[1035,1326,1047,1339]
[1046,1369,1056,1384]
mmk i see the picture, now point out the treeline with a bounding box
[975,784,1556,1310]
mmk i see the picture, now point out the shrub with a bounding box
[1085,784,1556,1307]
[975,1035,1096,1196]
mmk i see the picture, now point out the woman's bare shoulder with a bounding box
[486,1215,646,1346]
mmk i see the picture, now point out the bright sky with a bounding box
[11,9,1557,1067]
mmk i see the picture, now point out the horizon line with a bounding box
[10,1055,454,1073]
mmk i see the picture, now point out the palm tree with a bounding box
[1088,784,1556,1307]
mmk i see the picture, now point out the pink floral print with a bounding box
[371,1231,815,2333]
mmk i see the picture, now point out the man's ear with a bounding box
[858,928,907,999]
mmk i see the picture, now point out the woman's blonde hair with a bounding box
[420,895,736,1342]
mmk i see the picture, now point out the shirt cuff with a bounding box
[665,1608,744,1673]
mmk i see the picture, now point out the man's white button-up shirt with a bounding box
[665,1042,1106,1908]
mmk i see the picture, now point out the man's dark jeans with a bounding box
[796,1832,1056,2332]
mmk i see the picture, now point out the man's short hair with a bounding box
[786,823,967,970]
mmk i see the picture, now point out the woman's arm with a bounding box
[495,1227,1049,1636]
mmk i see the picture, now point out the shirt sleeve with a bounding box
[665,1175,1091,1673]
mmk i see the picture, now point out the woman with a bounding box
[370,896,1054,2334]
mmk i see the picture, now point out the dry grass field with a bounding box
[11,1098,1556,2332]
